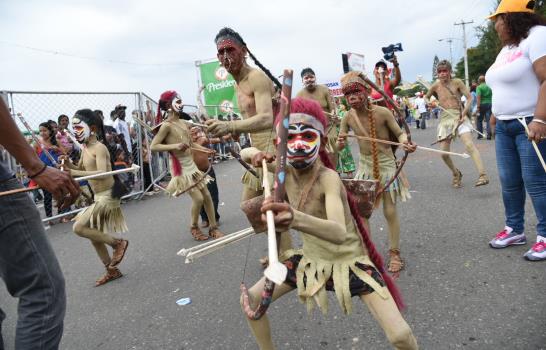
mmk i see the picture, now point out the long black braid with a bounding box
[74,109,129,199]
[214,27,281,90]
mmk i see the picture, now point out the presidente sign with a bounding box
[322,81,343,97]
[198,60,238,116]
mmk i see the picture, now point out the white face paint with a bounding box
[72,117,91,143]
[171,95,183,113]
[287,123,321,169]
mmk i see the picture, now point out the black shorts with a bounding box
[283,254,385,297]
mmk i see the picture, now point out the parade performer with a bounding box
[61,109,129,286]
[425,60,489,188]
[241,97,418,350]
[336,72,416,274]
[206,27,291,257]
[296,68,339,166]
[151,90,223,241]
[370,57,402,110]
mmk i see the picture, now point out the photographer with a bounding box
[370,55,402,109]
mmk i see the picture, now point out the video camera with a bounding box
[382,43,403,62]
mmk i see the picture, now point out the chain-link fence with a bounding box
[1,90,172,223]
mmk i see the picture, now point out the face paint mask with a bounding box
[286,123,321,169]
[302,74,316,89]
[342,83,368,110]
[171,96,183,113]
[217,39,245,73]
[72,117,91,143]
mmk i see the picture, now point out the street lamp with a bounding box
[438,38,457,65]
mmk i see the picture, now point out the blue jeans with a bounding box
[0,178,66,350]
[495,118,546,237]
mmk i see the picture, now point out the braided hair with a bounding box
[367,100,381,181]
[74,109,128,199]
[214,27,281,90]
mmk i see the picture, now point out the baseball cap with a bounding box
[488,0,535,19]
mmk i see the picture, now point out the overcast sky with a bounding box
[1,0,498,106]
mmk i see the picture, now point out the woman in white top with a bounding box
[485,0,546,261]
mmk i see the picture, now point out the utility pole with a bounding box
[454,20,474,88]
[438,38,455,65]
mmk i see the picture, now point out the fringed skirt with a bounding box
[280,249,388,315]
[75,189,128,234]
[437,109,473,140]
[167,154,211,196]
[242,131,275,191]
[355,152,410,203]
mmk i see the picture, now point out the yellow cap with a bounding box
[488,0,536,19]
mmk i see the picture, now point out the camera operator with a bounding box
[370,55,402,110]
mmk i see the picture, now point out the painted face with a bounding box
[437,66,451,81]
[286,123,321,169]
[72,117,91,143]
[216,39,245,74]
[302,73,316,89]
[172,95,183,113]
[343,83,368,110]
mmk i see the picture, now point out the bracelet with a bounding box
[28,163,47,179]
[532,118,546,126]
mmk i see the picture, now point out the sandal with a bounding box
[452,169,463,188]
[208,227,224,239]
[191,226,209,241]
[110,239,129,267]
[475,174,489,187]
[95,266,123,287]
[387,249,405,274]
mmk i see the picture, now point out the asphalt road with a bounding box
[1,122,545,350]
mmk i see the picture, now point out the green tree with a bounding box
[455,0,546,82]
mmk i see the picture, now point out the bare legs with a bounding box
[189,187,217,228]
[242,276,418,350]
[439,133,488,186]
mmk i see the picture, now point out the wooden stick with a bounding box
[0,165,141,197]
[517,118,546,173]
[340,133,470,158]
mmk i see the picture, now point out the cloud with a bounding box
[1,0,494,108]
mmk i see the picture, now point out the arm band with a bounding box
[532,118,546,126]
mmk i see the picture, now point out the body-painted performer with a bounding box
[296,68,339,167]
[425,60,489,188]
[241,98,418,350]
[370,57,401,110]
[336,72,416,274]
[151,90,223,241]
[205,27,291,256]
[61,109,129,286]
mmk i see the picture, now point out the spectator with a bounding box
[486,0,546,261]
[476,75,493,139]
[112,105,132,156]
[414,92,428,129]
[56,114,75,156]
[37,122,71,224]
[0,98,80,349]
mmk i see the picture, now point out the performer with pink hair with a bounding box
[240,97,418,349]
[151,90,223,241]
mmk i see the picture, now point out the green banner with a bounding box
[199,61,239,117]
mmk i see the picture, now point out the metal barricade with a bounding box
[1,90,166,222]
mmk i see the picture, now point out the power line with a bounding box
[454,20,474,87]
[0,40,193,67]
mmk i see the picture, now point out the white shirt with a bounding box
[486,25,546,120]
[113,118,132,154]
[414,97,427,113]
